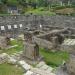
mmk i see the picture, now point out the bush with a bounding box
[38,7,45,11]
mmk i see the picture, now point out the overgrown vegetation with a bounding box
[0,0,75,15]
[40,48,69,67]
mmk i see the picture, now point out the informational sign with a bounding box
[8,25,11,29]
[40,24,42,28]
[14,25,17,28]
[1,26,5,30]
[19,24,23,28]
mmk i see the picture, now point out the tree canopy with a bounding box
[0,0,74,6]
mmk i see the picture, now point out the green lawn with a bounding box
[40,48,69,67]
[0,63,24,75]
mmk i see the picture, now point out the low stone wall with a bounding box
[61,45,75,54]
[33,37,53,49]
[0,53,8,64]
[66,55,75,75]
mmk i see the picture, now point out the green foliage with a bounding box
[0,0,75,8]
[25,8,56,16]
[18,0,27,6]
[0,0,7,5]
[6,0,18,6]
[0,0,75,15]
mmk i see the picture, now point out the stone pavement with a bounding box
[56,67,68,75]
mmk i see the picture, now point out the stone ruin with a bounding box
[61,39,75,54]
[54,32,75,75]
[66,54,75,75]
[33,29,68,50]
[0,15,75,37]
[62,40,75,75]
[0,53,9,64]
[0,36,7,49]
[22,28,71,64]
[0,15,75,74]
[22,31,42,64]
[0,36,11,49]
[0,33,12,49]
[20,26,75,75]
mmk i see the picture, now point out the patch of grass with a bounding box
[40,48,69,67]
[0,40,23,55]
[0,63,24,75]
[25,9,56,16]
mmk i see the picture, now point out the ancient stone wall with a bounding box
[0,15,75,35]
[66,55,75,75]
[33,36,53,49]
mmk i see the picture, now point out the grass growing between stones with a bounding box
[0,40,23,55]
[6,40,23,54]
[0,39,69,68]
[40,48,69,67]
[0,63,24,75]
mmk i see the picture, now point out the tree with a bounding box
[18,0,28,7]
[2,0,7,4]
[0,0,7,13]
